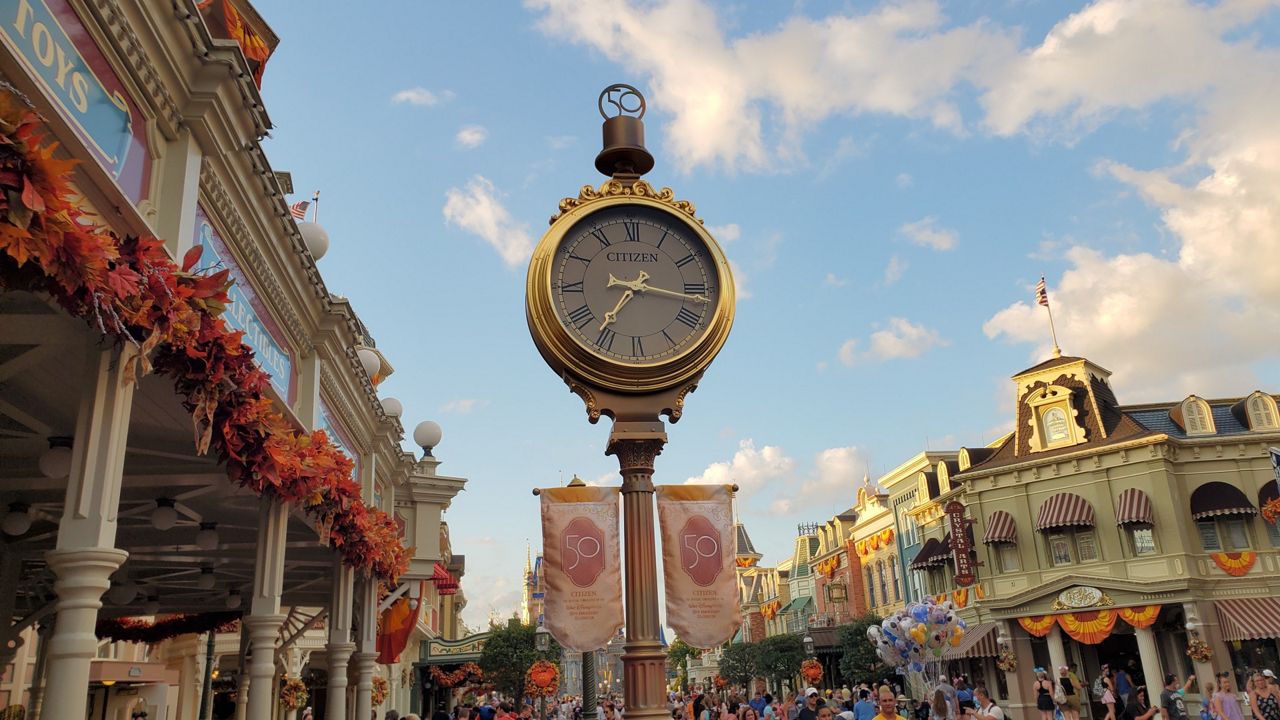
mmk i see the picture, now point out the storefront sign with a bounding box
[945,500,975,586]
[826,582,847,603]
[193,206,295,403]
[0,0,151,203]
[1052,586,1114,610]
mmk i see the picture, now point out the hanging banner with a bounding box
[945,500,975,587]
[656,485,740,649]
[539,486,623,653]
[376,580,424,665]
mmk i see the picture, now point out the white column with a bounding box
[245,498,289,720]
[234,675,250,720]
[1135,626,1164,694]
[389,662,402,714]
[41,345,136,720]
[154,128,203,258]
[1046,624,1068,675]
[1183,603,1216,692]
[353,577,379,720]
[27,619,52,720]
[327,557,356,720]
[172,635,203,720]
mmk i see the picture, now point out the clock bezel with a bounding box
[527,183,735,394]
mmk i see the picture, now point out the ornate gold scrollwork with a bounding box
[550,179,701,225]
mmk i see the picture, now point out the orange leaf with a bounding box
[0,223,38,265]
[20,176,45,213]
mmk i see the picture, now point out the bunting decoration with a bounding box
[657,485,740,649]
[952,588,969,608]
[1017,615,1056,637]
[880,528,895,545]
[376,581,424,664]
[1057,610,1117,644]
[1117,605,1161,629]
[1211,551,1257,576]
[539,486,624,653]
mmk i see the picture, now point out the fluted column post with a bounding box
[606,429,667,720]
[354,576,379,720]
[244,497,289,719]
[327,556,356,720]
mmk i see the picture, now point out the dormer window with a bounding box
[1025,383,1086,452]
[1246,392,1279,430]
[1180,396,1215,435]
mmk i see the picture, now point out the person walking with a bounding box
[1034,668,1057,720]
[874,688,907,720]
[967,687,1003,720]
[1215,676,1246,720]
[855,689,877,720]
[1160,673,1196,720]
[1250,672,1280,720]
[1102,666,1118,720]
[800,689,822,720]
[1059,666,1081,720]
[1127,686,1158,720]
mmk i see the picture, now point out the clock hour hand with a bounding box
[599,289,634,331]
[606,271,649,291]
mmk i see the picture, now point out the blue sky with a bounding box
[254,0,1280,628]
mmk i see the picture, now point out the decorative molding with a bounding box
[549,179,700,226]
[319,365,368,454]
[668,381,698,422]
[198,159,309,349]
[81,0,183,134]
[563,374,601,423]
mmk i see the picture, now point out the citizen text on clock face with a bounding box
[552,205,721,364]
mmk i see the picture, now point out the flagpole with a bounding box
[311,190,320,223]
[1045,298,1062,359]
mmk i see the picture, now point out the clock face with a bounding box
[551,205,723,365]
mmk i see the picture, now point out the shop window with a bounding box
[890,558,901,602]
[1199,518,1252,551]
[877,561,888,604]
[1076,531,1099,562]
[1047,529,1098,565]
[996,543,1021,572]
[1049,533,1073,566]
[1128,525,1158,556]
[1266,520,1280,548]
[866,568,876,607]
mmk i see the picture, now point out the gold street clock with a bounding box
[526,180,735,394]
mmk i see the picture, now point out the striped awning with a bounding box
[942,622,1000,660]
[1036,492,1096,531]
[910,538,944,570]
[983,511,1017,544]
[1115,488,1154,525]
[1215,597,1280,641]
[1190,482,1256,520]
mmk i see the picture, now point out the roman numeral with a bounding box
[675,308,700,328]
[624,221,640,243]
[684,282,706,295]
[631,336,644,356]
[562,281,583,293]
[661,329,675,346]
[656,231,668,249]
[568,253,590,264]
[591,229,611,248]
[675,253,695,268]
[568,305,593,328]
[596,327,616,351]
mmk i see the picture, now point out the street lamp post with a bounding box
[536,625,551,720]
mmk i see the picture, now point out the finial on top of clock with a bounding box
[595,83,655,181]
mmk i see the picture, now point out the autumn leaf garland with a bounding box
[0,93,408,581]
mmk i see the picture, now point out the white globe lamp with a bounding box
[38,438,72,479]
[413,420,442,456]
[1,503,31,536]
[298,222,329,260]
[380,397,404,418]
[197,567,216,590]
[196,522,219,551]
[151,498,178,531]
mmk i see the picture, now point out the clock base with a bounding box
[562,370,700,426]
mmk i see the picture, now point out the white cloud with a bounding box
[896,172,914,189]
[441,399,487,414]
[771,446,868,515]
[824,272,848,287]
[685,439,794,495]
[392,87,453,106]
[839,318,948,366]
[456,125,489,149]
[883,255,907,285]
[526,0,1016,172]
[898,216,957,251]
[547,135,577,150]
[442,176,534,267]
[728,260,751,300]
[708,223,741,243]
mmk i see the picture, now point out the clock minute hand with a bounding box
[633,280,709,304]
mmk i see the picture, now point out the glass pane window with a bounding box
[1197,520,1222,551]
[1043,407,1070,442]
[1130,526,1157,555]
[1222,518,1251,550]
[1049,534,1073,566]
[1076,531,1099,562]
[998,543,1021,572]
[1266,520,1280,547]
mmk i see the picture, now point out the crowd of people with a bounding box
[664,678,1003,720]
[1028,662,1280,720]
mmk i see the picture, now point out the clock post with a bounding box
[525,84,736,720]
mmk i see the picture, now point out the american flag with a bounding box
[1035,276,1049,307]
[289,200,310,220]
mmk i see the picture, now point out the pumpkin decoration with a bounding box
[801,659,824,684]
[525,660,560,697]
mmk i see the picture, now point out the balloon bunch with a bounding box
[866,598,967,675]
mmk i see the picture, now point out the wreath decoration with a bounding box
[525,660,560,697]
[996,648,1018,673]
[372,676,389,706]
[713,675,728,689]
[430,662,486,688]
[1186,638,1213,664]
[279,677,308,710]
[801,658,824,684]
[0,92,407,580]
[96,611,240,643]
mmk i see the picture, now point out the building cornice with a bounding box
[956,434,1169,482]
[79,0,183,136]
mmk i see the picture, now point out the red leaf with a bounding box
[182,244,204,272]
[21,175,44,213]
[105,265,144,298]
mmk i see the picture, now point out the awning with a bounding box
[780,595,813,616]
[942,622,1000,660]
[1215,597,1280,641]
[1036,492,1096,530]
[432,561,459,595]
[910,538,944,570]
[983,511,1017,544]
[1115,488,1154,525]
[1190,482,1256,520]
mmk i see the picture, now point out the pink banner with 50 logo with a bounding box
[656,485,741,649]
[539,486,624,653]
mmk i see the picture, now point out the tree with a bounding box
[478,622,563,700]
[756,634,805,694]
[668,639,703,692]
[837,613,885,686]
[719,641,758,686]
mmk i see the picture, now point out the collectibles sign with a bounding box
[655,485,740,649]
[539,486,623,653]
[0,0,151,203]
[945,500,975,587]
[193,205,296,403]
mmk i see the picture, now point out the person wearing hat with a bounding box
[799,689,822,720]
[873,687,907,720]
